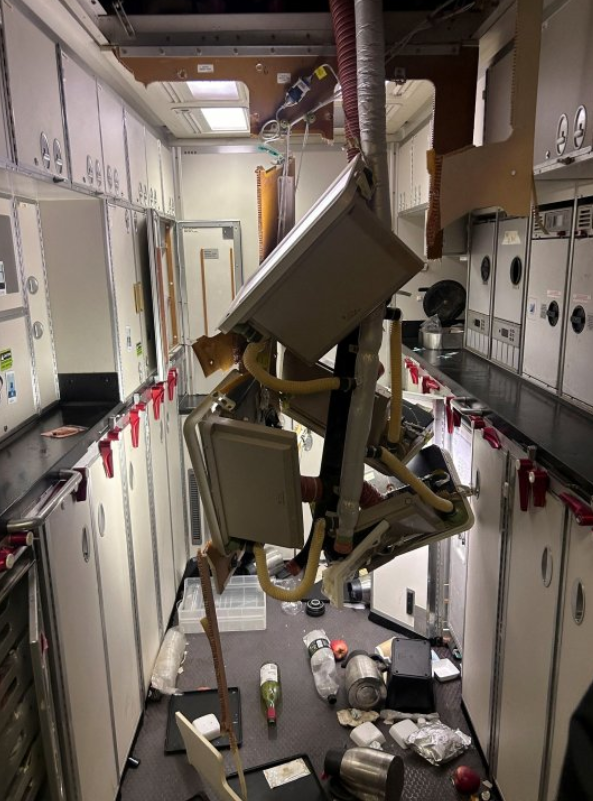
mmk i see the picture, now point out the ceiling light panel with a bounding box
[201,107,249,132]
[187,80,240,101]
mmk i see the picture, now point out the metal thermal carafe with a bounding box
[465,216,496,357]
[491,216,529,372]
[522,205,573,391]
[562,202,593,410]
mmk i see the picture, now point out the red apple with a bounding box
[330,639,348,660]
[451,765,481,795]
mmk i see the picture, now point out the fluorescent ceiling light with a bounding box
[202,107,249,132]
[187,80,240,100]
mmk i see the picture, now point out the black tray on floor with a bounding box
[227,754,327,801]
[165,688,242,753]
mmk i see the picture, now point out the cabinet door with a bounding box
[122,410,161,693]
[165,370,188,586]
[125,111,147,207]
[145,130,163,213]
[132,210,156,378]
[89,445,142,775]
[60,51,103,192]
[44,488,117,801]
[107,204,145,399]
[412,121,431,207]
[2,2,66,179]
[494,217,528,326]
[161,145,176,217]
[484,50,513,145]
[523,237,570,390]
[547,511,593,800]
[147,393,176,623]
[562,236,593,409]
[468,219,496,316]
[495,479,565,801]
[397,138,413,212]
[16,201,59,410]
[98,83,128,201]
[0,314,37,439]
[0,197,23,314]
[462,430,507,761]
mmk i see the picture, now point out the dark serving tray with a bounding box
[165,688,242,753]
[227,754,328,801]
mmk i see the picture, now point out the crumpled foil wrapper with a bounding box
[406,722,471,765]
[337,708,380,727]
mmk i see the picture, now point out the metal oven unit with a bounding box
[491,216,530,372]
[465,215,497,357]
[522,204,573,392]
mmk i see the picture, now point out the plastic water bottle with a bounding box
[303,629,340,704]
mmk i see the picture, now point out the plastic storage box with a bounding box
[178,576,266,634]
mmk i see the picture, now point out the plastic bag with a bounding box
[406,721,471,765]
[150,626,187,695]
[420,314,443,335]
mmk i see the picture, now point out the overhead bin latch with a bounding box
[560,493,593,526]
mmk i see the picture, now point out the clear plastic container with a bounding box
[178,576,266,634]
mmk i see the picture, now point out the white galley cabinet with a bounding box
[107,203,147,400]
[88,436,142,776]
[546,497,593,801]
[411,120,431,208]
[16,200,59,410]
[98,83,129,201]
[60,50,104,192]
[147,383,177,623]
[0,197,36,439]
[125,110,148,207]
[145,129,163,213]
[562,207,593,410]
[180,222,242,394]
[161,145,176,217]
[466,217,496,357]
[41,479,118,801]
[494,457,566,801]
[165,362,188,586]
[121,401,161,693]
[1,1,66,179]
[462,426,508,762]
[522,208,573,391]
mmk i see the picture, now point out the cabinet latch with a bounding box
[516,458,534,511]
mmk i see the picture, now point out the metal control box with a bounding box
[534,0,593,169]
[562,203,593,410]
[465,217,496,357]
[522,206,573,391]
[492,217,529,371]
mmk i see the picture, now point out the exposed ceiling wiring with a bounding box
[385,0,478,60]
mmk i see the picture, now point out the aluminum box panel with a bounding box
[220,156,422,364]
[522,237,571,389]
[494,217,528,325]
[562,236,593,408]
[467,218,496,317]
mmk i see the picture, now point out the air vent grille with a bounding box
[577,205,593,232]
[188,469,202,545]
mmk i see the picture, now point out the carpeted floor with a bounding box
[119,596,494,801]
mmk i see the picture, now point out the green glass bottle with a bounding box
[260,662,281,725]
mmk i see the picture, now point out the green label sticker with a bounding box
[136,342,143,357]
[0,349,13,371]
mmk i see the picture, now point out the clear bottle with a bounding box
[260,662,282,725]
[303,629,340,705]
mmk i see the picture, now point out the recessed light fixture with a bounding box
[201,107,249,132]
[187,80,240,100]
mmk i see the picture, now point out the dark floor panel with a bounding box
[120,598,494,801]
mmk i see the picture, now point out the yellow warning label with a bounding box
[314,66,328,80]
[0,349,13,371]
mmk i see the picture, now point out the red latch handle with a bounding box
[167,367,178,402]
[404,359,419,385]
[529,469,549,508]
[516,459,534,512]
[422,376,440,394]
[445,397,461,434]
[151,384,165,420]
[560,493,593,525]
[99,439,114,479]
[482,427,502,450]
[469,415,485,429]
[129,409,140,449]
